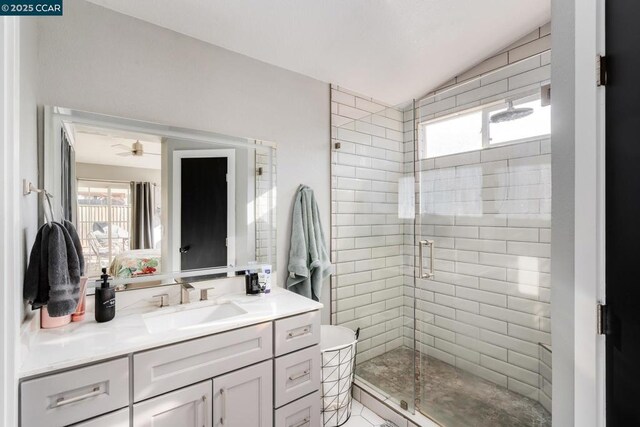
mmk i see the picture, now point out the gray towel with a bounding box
[23,225,46,307]
[48,223,82,316]
[286,185,331,301]
[63,219,85,276]
[23,222,82,317]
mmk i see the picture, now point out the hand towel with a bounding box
[47,223,81,316]
[23,222,82,316]
[63,219,85,276]
[286,185,331,301]
[23,224,47,306]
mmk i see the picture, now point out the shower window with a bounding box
[421,93,550,159]
[422,109,483,158]
[486,95,551,145]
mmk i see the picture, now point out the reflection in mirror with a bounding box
[43,107,276,288]
[72,125,163,278]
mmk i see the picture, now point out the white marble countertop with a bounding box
[20,286,323,378]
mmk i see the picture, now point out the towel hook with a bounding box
[23,180,55,225]
[42,192,55,226]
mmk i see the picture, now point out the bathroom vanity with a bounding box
[19,287,323,427]
[19,106,329,426]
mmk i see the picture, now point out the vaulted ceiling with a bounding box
[87,0,550,105]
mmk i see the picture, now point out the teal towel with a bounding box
[286,185,331,301]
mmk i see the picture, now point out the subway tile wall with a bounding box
[330,85,410,363]
[405,24,552,404]
[331,23,552,405]
[255,149,277,270]
[408,138,551,401]
[539,344,552,412]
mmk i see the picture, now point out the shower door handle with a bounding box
[419,240,434,279]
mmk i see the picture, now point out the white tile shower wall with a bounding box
[539,344,552,412]
[404,24,552,404]
[255,150,277,269]
[330,85,409,363]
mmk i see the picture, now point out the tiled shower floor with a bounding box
[356,347,551,427]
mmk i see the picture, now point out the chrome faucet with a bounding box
[180,283,194,304]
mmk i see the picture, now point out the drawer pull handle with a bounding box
[220,388,226,425]
[287,327,310,338]
[53,386,102,408]
[288,369,310,381]
[291,417,310,427]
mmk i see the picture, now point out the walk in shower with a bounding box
[330,36,552,427]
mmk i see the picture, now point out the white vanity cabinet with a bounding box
[19,309,321,427]
[274,310,320,356]
[133,323,272,401]
[274,345,321,408]
[20,358,129,427]
[133,380,212,427]
[275,391,321,427]
[71,408,130,427]
[213,360,273,427]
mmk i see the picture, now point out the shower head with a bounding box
[490,100,533,123]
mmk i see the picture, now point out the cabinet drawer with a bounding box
[20,358,129,427]
[274,311,320,356]
[134,322,272,401]
[133,380,212,427]
[275,391,321,427]
[275,345,321,408]
[71,408,130,427]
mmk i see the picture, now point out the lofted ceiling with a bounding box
[86,0,550,105]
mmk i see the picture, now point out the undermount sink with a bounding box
[143,302,247,334]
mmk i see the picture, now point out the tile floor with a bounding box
[340,399,387,427]
[356,347,551,427]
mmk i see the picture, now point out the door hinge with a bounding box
[597,303,608,335]
[597,55,608,86]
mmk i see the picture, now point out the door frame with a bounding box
[551,0,606,425]
[0,16,20,427]
[172,149,236,272]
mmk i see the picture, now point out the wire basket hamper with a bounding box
[321,325,360,427]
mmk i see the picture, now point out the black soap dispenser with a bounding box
[95,268,116,323]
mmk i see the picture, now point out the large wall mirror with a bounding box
[41,107,276,289]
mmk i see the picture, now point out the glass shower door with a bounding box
[330,86,417,415]
[413,99,553,426]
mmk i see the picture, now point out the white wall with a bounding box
[35,1,331,321]
[19,18,38,320]
[1,15,39,426]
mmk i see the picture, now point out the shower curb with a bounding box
[352,380,441,427]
